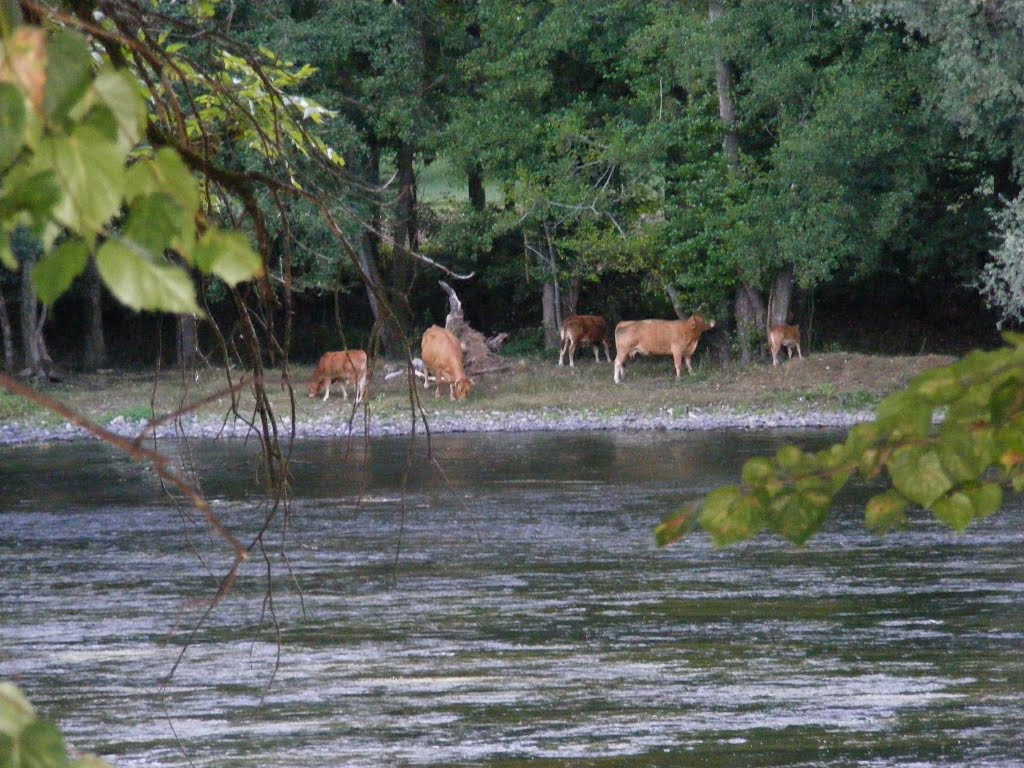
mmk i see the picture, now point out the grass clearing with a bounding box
[2,351,957,431]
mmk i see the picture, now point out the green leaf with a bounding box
[930,492,976,532]
[32,238,89,306]
[92,69,145,151]
[0,169,61,226]
[865,490,910,534]
[876,389,933,440]
[124,194,185,258]
[36,126,125,236]
[741,456,774,486]
[96,238,202,315]
[19,719,68,768]
[0,235,14,270]
[965,483,1003,520]
[654,504,697,547]
[887,446,954,508]
[192,229,263,286]
[0,83,26,171]
[0,681,36,735]
[43,29,94,125]
[766,487,831,546]
[937,425,996,484]
[910,365,963,404]
[125,148,199,215]
[700,486,763,546]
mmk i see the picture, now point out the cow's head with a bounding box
[691,314,715,333]
[453,377,474,401]
[307,379,321,398]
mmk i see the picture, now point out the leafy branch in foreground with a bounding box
[657,334,1024,547]
[0,681,111,767]
[0,8,264,314]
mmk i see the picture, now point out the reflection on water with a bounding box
[1,431,1022,767]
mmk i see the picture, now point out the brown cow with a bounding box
[308,350,369,403]
[613,315,716,383]
[768,324,803,366]
[558,314,612,367]
[421,325,474,401]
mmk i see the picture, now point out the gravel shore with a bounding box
[0,405,873,445]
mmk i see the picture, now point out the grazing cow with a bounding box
[613,315,716,383]
[421,325,474,401]
[308,350,369,403]
[558,314,612,367]
[768,324,803,366]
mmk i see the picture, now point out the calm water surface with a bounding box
[0,430,1021,767]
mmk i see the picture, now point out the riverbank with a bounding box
[0,351,956,445]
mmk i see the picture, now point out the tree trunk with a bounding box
[82,260,106,371]
[354,143,404,354]
[664,282,687,319]
[0,288,14,372]
[542,281,560,349]
[710,0,763,361]
[438,280,510,374]
[176,314,198,371]
[735,283,766,365]
[468,163,486,211]
[767,266,795,329]
[19,257,51,379]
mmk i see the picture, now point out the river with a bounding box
[1,430,1022,767]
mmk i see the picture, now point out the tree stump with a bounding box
[438,280,513,376]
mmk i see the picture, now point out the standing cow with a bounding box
[308,350,369,403]
[613,315,716,383]
[421,325,474,401]
[558,314,612,367]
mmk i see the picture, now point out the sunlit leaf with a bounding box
[0,681,36,735]
[125,148,199,216]
[0,168,61,231]
[36,126,125,236]
[865,489,909,533]
[888,446,953,508]
[92,69,145,151]
[741,456,774,486]
[876,390,933,440]
[43,29,93,124]
[32,238,89,306]
[96,238,202,315]
[192,229,263,286]
[0,83,25,171]
[910,365,963,404]
[0,27,47,112]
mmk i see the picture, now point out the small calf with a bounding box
[308,350,369,403]
[768,324,802,366]
[559,314,612,367]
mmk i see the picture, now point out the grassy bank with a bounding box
[0,351,957,432]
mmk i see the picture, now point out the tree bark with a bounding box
[438,280,510,374]
[0,288,14,372]
[19,255,52,379]
[468,163,486,211]
[735,282,766,365]
[768,265,795,329]
[82,260,106,371]
[710,0,764,363]
[542,282,560,349]
[176,314,198,371]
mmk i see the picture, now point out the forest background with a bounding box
[4,0,1024,379]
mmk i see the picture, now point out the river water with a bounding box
[1,430,1021,767]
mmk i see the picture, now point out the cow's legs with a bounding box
[568,339,576,367]
[558,336,570,366]
[601,341,612,363]
[673,350,683,378]
[321,380,331,401]
[592,345,601,363]
[613,356,625,383]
